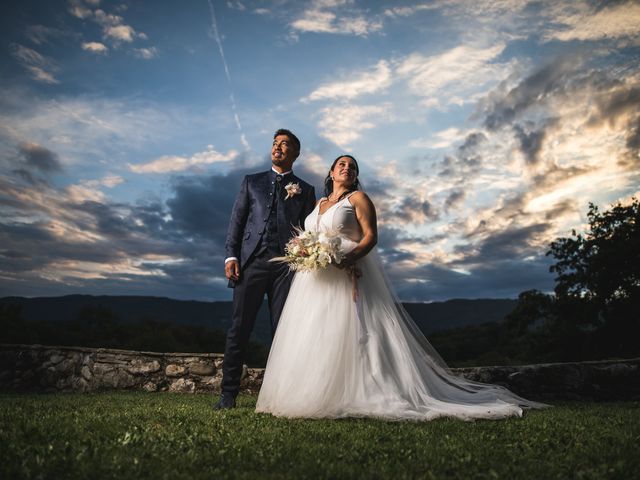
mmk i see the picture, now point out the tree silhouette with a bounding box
[548,198,639,304]
[547,197,640,356]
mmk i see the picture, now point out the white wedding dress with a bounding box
[256,194,548,420]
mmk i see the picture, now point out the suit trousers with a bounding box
[221,249,293,397]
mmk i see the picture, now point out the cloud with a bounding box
[68,2,149,50]
[0,162,265,299]
[82,175,124,189]
[584,82,640,166]
[480,56,582,131]
[104,24,136,43]
[459,131,488,153]
[93,8,125,26]
[165,171,249,241]
[625,117,640,165]
[446,162,604,274]
[300,41,522,156]
[133,47,158,59]
[396,43,516,107]
[291,9,336,33]
[302,60,391,102]
[316,103,390,148]
[375,207,558,300]
[9,44,60,84]
[409,128,465,149]
[226,1,246,11]
[18,142,63,172]
[392,257,555,302]
[389,49,640,298]
[68,0,93,19]
[421,0,550,45]
[394,197,439,223]
[4,0,638,303]
[544,2,640,43]
[81,41,108,54]
[477,55,640,171]
[12,169,38,185]
[380,209,558,300]
[444,190,465,212]
[460,223,552,265]
[0,91,215,168]
[370,53,638,302]
[438,131,487,177]
[129,146,239,174]
[291,1,383,37]
[375,225,427,263]
[65,184,106,203]
[512,119,558,165]
[384,4,437,17]
[25,25,74,45]
[437,0,532,19]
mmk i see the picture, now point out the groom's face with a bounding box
[271,134,298,171]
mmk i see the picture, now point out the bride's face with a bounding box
[332,156,358,186]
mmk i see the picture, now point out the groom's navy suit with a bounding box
[222,169,315,397]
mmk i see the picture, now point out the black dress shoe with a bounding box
[213,395,236,410]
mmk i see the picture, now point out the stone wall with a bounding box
[0,344,263,394]
[455,359,640,401]
[1,343,639,400]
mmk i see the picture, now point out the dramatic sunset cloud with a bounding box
[1,0,638,301]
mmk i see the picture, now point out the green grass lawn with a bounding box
[1,393,638,480]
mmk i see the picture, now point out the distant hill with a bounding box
[404,299,519,335]
[0,295,518,345]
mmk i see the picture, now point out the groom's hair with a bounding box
[274,128,301,153]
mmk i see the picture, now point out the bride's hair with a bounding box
[324,154,361,199]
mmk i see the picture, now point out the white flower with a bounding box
[284,182,302,200]
[317,251,331,266]
[271,227,346,272]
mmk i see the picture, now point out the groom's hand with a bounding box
[225,260,240,282]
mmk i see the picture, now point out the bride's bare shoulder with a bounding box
[348,191,376,212]
[349,190,372,203]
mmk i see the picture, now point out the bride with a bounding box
[256,155,548,420]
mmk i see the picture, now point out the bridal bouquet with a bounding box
[273,228,345,272]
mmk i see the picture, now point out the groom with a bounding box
[214,128,316,409]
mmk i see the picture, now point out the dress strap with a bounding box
[344,191,360,204]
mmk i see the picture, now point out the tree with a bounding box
[547,197,640,356]
[505,289,555,336]
[547,197,640,305]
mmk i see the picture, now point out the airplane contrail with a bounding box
[207,0,250,152]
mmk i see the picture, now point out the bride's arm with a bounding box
[341,191,377,266]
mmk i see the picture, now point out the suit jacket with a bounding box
[225,170,316,275]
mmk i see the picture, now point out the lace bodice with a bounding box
[304,194,363,243]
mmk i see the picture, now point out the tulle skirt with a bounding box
[256,251,548,421]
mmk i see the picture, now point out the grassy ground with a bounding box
[1,393,638,480]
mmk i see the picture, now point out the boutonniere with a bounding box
[284,182,302,200]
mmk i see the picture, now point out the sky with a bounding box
[0,0,638,302]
